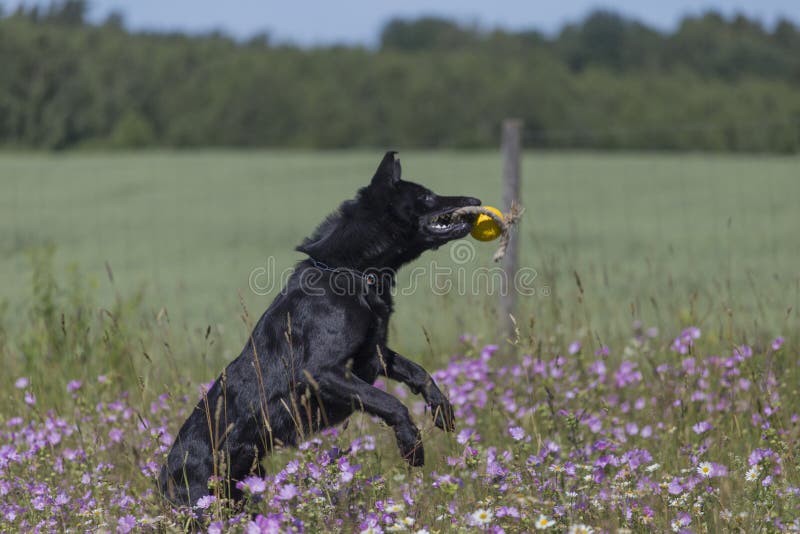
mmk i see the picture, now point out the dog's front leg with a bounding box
[381,347,456,432]
[316,371,424,466]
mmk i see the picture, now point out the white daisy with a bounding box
[568,525,594,534]
[697,461,713,478]
[745,466,760,482]
[386,503,405,514]
[549,463,564,473]
[535,514,555,529]
[645,463,661,472]
[470,509,493,527]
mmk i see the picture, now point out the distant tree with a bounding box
[0,8,798,151]
[773,18,799,49]
[380,17,478,51]
[110,110,155,148]
[16,4,39,21]
[556,10,664,72]
[246,32,271,48]
[103,10,125,31]
[45,0,88,26]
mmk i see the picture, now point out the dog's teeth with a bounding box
[430,211,466,231]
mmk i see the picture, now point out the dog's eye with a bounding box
[421,194,436,207]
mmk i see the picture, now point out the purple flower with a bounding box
[712,463,728,477]
[675,512,691,527]
[195,495,216,509]
[277,483,298,500]
[108,428,123,443]
[733,345,753,361]
[457,428,477,445]
[279,460,298,476]
[771,337,784,351]
[748,448,775,466]
[67,380,82,393]
[197,380,216,398]
[24,391,36,406]
[6,416,22,427]
[595,345,610,357]
[14,377,29,389]
[339,457,361,483]
[614,361,642,387]
[568,341,581,355]
[480,344,499,361]
[496,506,520,518]
[240,475,267,494]
[508,426,525,441]
[350,435,376,453]
[668,477,683,495]
[692,421,712,434]
[116,515,136,533]
[252,514,283,534]
[589,360,606,376]
[672,327,701,353]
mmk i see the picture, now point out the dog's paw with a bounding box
[430,397,456,432]
[402,440,425,467]
[395,425,424,467]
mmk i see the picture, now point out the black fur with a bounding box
[159,151,481,506]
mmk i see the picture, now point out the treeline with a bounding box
[1,1,800,151]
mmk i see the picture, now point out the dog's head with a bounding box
[297,151,481,270]
[367,151,482,247]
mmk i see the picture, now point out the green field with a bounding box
[2,150,799,367]
[2,150,800,532]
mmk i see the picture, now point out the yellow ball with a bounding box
[470,206,504,241]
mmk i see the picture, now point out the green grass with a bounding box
[2,150,798,367]
[1,150,799,532]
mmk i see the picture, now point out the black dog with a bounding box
[159,152,481,506]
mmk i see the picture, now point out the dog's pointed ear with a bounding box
[371,151,401,187]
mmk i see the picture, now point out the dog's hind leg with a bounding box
[381,347,456,432]
[316,371,424,466]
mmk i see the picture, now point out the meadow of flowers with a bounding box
[1,320,797,533]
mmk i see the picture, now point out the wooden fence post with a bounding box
[500,119,522,336]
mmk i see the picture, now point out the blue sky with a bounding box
[3,0,799,45]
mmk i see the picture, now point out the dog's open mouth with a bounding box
[424,209,477,236]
